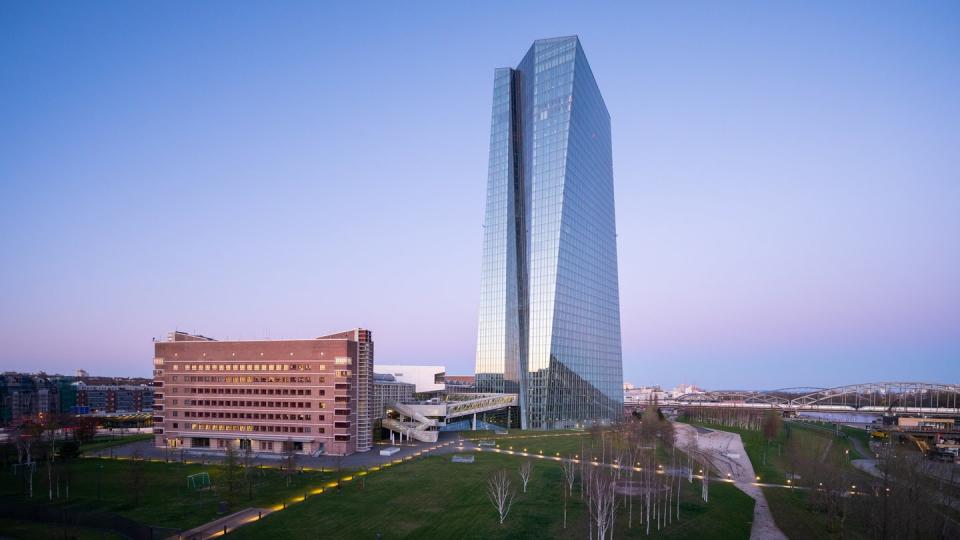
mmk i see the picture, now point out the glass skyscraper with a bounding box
[475,36,623,429]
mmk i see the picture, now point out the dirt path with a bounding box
[674,423,788,540]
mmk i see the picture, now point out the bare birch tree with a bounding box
[561,457,577,528]
[701,461,709,502]
[486,469,516,525]
[242,444,256,500]
[282,439,297,487]
[585,467,618,540]
[518,460,533,493]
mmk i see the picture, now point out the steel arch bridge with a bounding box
[667,382,960,415]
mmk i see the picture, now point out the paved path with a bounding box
[145,437,461,540]
[674,423,788,540]
[172,507,271,540]
[93,431,464,470]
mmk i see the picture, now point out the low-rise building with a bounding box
[0,373,74,424]
[375,365,445,395]
[75,382,154,413]
[445,375,476,392]
[624,385,668,404]
[372,373,415,419]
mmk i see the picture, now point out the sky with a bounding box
[1,1,958,390]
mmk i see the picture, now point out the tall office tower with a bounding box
[475,36,623,429]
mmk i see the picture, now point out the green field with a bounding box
[227,452,755,539]
[681,419,866,486]
[0,517,125,540]
[0,457,336,532]
[463,430,593,457]
[78,433,153,454]
[762,488,870,540]
[680,418,875,539]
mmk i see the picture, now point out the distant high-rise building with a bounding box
[475,36,623,429]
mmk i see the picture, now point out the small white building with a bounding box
[624,385,668,404]
[375,365,445,394]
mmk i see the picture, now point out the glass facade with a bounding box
[475,36,623,429]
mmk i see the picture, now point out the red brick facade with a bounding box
[152,330,373,456]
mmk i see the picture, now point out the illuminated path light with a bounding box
[159,439,459,539]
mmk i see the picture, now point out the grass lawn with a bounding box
[227,452,754,539]
[680,420,867,486]
[461,429,634,460]
[78,434,153,454]
[0,457,336,532]
[762,488,871,540]
[788,421,871,461]
[679,419,877,540]
[681,419,789,484]
[0,517,125,540]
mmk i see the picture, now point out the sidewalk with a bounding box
[172,507,271,540]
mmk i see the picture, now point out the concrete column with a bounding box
[472,413,477,431]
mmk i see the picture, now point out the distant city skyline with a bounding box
[1,2,958,389]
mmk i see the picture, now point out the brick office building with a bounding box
[152,329,373,456]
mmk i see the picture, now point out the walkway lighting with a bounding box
[756,476,761,481]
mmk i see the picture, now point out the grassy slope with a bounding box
[0,457,335,531]
[462,430,588,453]
[681,419,873,540]
[682,419,789,484]
[0,517,125,540]
[228,452,754,540]
[78,434,153,454]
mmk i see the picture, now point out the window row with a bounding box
[186,423,317,434]
[185,399,320,409]
[174,363,316,372]
[189,387,318,396]
[181,411,320,421]
[179,376,317,384]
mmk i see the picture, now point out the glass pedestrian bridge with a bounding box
[382,393,518,442]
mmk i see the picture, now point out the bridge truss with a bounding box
[668,382,960,414]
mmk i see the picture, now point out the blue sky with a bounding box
[1,1,958,389]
